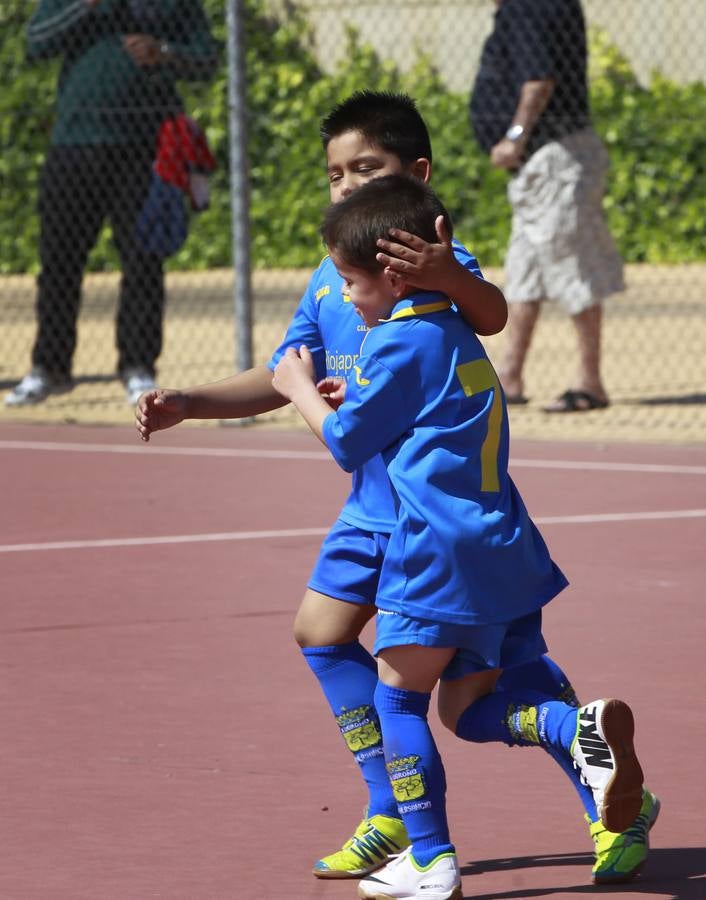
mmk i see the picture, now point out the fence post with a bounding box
[225,0,253,375]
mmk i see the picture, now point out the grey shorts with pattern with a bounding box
[505,128,624,315]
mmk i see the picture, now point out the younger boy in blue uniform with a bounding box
[272,174,649,900]
[136,91,657,886]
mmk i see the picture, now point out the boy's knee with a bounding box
[293,589,374,648]
[437,670,501,733]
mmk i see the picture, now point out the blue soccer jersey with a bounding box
[269,241,482,533]
[321,292,568,626]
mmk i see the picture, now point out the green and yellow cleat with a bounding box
[313,813,410,879]
[588,789,660,884]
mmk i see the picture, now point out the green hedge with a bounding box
[1,0,704,273]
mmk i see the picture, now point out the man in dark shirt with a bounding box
[470,0,623,413]
[5,0,217,408]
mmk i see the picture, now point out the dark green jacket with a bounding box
[28,0,218,146]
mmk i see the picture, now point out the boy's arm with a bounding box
[271,348,331,443]
[274,344,411,474]
[135,365,288,442]
[136,247,329,442]
[375,216,508,336]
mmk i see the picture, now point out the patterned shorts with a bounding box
[505,128,624,314]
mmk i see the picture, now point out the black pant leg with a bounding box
[31,146,107,377]
[109,145,165,377]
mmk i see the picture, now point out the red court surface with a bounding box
[1,421,705,900]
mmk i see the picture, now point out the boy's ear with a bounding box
[407,157,432,183]
[385,269,410,299]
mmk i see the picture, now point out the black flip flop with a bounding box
[543,390,609,413]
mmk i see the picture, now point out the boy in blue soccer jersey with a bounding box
[272,174,651,900]
[136,91,657,886]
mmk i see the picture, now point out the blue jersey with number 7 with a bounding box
[269,240,482,533]
[322,291,568,626]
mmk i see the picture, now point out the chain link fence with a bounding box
[1,0,704,442]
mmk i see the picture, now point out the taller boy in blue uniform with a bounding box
[272,174,650,900]
[135,91,657,886]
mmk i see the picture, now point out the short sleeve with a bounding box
[502,0,556,86]
[268,270,326,381]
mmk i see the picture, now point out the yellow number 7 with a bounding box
[455,359,502,492]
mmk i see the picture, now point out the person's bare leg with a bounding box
[497,300,541,400]
[294,588,375,647]
[571,303,608,403]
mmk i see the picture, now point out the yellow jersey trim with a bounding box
[382,300,452,322]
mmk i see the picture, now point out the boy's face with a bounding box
[326,130,430,203]
[331,252,398,329]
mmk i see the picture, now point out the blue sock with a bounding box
[302,642,397,819]
[454,688,550,746]
[455,690,595,819]
[496,657,595,820]
[374,682,454,867]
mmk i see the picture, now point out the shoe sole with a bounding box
[592,795,661,885]
[598,699,644,833]
[358,887,462,900]
[313,859,388,880]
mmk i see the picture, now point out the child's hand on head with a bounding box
[272,345,316,401]
[375,215,457,292]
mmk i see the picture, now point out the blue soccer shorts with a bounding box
[374,609,548,681]
[308,517,390,605]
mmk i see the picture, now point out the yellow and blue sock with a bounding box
[375,682,454,867]
[455,689,597,820]
[302,642,397,819]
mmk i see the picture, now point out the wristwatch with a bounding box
[505,124,525,142]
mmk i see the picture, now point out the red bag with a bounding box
[154,114,217,211]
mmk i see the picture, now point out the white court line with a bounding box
[0,439,329,461]
[0,527,330,554]
[1,509,705,554]
[1,439,705,475]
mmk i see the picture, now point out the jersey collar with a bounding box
[380,291,451,323]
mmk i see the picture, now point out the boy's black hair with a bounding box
[320,90,432,164]
[321,174,452,273]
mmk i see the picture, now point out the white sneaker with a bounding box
[571,699,644,834]
[122,368,157,406]
[357,846,462,900]
[4,368,73,407]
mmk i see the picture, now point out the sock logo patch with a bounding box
[386,754,427,802]
[506,703,541,745]
[336,705,382,753]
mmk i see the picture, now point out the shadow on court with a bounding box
[460,847,706,899]
[632,393,706,407]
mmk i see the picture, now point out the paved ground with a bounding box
[1,265,705,444]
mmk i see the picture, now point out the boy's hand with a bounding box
[316,376,346,410]
[272,346,316,402]
[375,215,457,292]
[135,389,188,442]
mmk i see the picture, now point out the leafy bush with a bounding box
[0,0,704,273]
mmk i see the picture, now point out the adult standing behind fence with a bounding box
[470,0,623,412]
[5,0,217,408]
